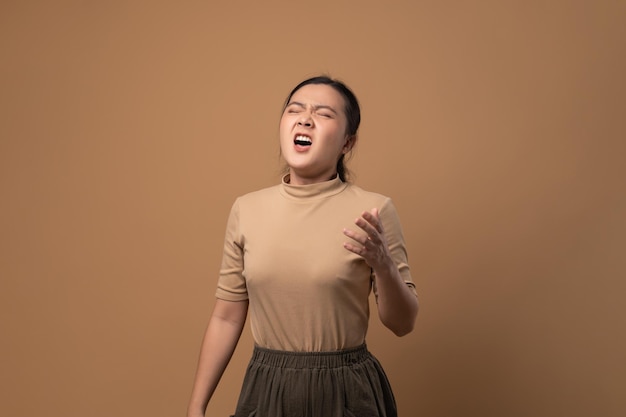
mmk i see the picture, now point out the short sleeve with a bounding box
[215,199,249,301]
[372,198,417,297]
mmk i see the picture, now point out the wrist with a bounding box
[374,257,397,280]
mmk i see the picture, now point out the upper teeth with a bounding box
[295,135,311,143]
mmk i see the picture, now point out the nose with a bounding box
[297,113,314,127]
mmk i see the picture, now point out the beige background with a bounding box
[1,1,624,416]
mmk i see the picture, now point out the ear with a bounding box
[342,135,356,154]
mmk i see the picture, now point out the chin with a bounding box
[283,155,311,169]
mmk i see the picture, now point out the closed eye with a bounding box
[285,102,305,114]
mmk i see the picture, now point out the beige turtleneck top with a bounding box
[216,176,415,352]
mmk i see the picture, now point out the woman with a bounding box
[187,76,419,417]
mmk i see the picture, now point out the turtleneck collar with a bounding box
[279,174,347,201]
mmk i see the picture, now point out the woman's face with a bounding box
[279,84,353,185]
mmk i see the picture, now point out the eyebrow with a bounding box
[287,101,339,115]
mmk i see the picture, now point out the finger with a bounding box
[343,241,366,256]
[343,228,369,246]
[361,211,380,232]
[361,209,383,233]
[354,216,381,243]
[355,212,379,232]
[371,208,384,232]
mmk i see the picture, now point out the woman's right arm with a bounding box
[187,298,249,417]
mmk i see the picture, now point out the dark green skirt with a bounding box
[231,344,397,417]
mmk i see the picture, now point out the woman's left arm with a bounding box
[343,207,419,336]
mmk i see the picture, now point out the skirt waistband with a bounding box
[250,344,370,369]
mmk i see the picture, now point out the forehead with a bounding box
[289,84,346,109]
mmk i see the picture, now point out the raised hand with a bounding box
[343,208,393,272]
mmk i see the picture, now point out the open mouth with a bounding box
[294,134,312,147]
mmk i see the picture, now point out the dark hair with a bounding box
[283,75,361,182]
